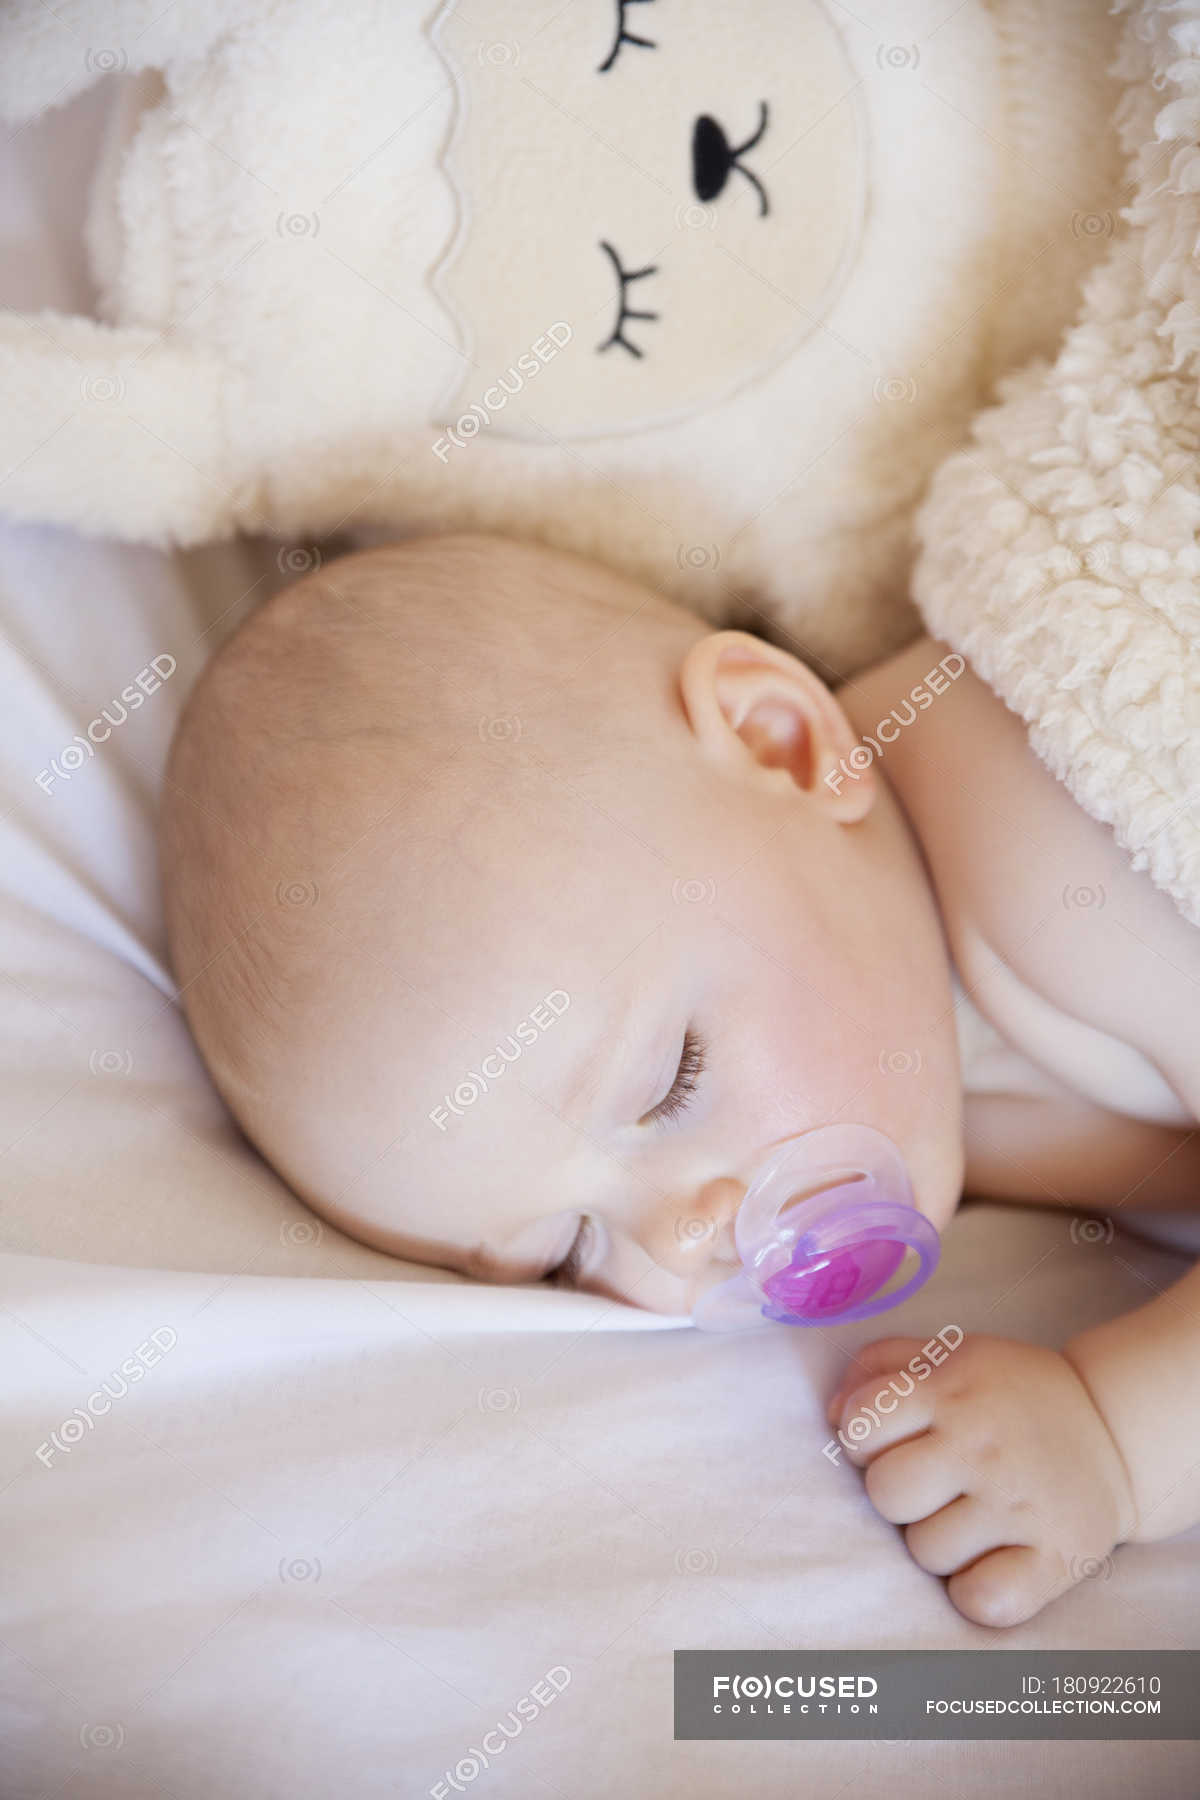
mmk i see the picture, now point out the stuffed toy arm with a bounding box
[0,311,241,545]
[0,2,252,543]
[0,0,231,125]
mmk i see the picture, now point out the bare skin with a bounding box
[163,537,1200,1631]
[830,635,1200,1628]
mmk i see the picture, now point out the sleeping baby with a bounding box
[158,534,1200,1631]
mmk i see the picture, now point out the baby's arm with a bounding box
[1065,1257,1200,1545]
[826,1253,1200,1627]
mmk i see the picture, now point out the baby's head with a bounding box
[160,535,962,1315]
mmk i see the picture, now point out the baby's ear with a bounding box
[677,630,874,821]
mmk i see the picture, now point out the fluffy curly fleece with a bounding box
[912,0,1200,931]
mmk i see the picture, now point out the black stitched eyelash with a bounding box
[597,0,657,74]
[643,1028,707,1126]
[596,239,659,359]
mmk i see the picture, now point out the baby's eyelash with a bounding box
[597,0,657,74]
[596,240,659,359]
[546,1031,706,1287]
[642,1028,707,1127]
[546,1217,592,1288]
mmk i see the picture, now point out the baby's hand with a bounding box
[826,1334,1137,1627]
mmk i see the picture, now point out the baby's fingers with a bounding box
[835,1375,935,1466]
[904,1493,1013,1576]
[825,1336,931,1425]
[948,1546,1054,1631]
[865,1437,964,1525]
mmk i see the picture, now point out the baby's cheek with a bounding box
[706,903,887,1128]
[727,998,864,1136]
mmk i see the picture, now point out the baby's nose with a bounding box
[669,1176,744,1269]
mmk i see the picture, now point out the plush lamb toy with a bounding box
[0,0,1119,672]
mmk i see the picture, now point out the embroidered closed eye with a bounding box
[597,0,656,74]
[596,239,659,359]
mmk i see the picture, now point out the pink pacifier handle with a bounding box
[693,1123,939,1332]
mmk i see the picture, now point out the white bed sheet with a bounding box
[1,77,1198,1800]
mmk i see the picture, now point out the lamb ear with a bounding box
[0,310,242,547]
[0,0,218,125]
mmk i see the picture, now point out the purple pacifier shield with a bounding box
[761,1237,905,1321]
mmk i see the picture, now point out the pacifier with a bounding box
[692,1123,939,1331]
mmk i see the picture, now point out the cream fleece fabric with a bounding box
[0,0,1119,676]
[913,0,1200,931]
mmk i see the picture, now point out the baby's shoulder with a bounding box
[928,658,1200,1124]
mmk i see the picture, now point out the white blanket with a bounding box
[2,77,1199,1800]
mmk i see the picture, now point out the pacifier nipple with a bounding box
[692,1123,939,1332]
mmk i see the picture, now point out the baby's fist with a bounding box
[826,1333,1136,1628]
